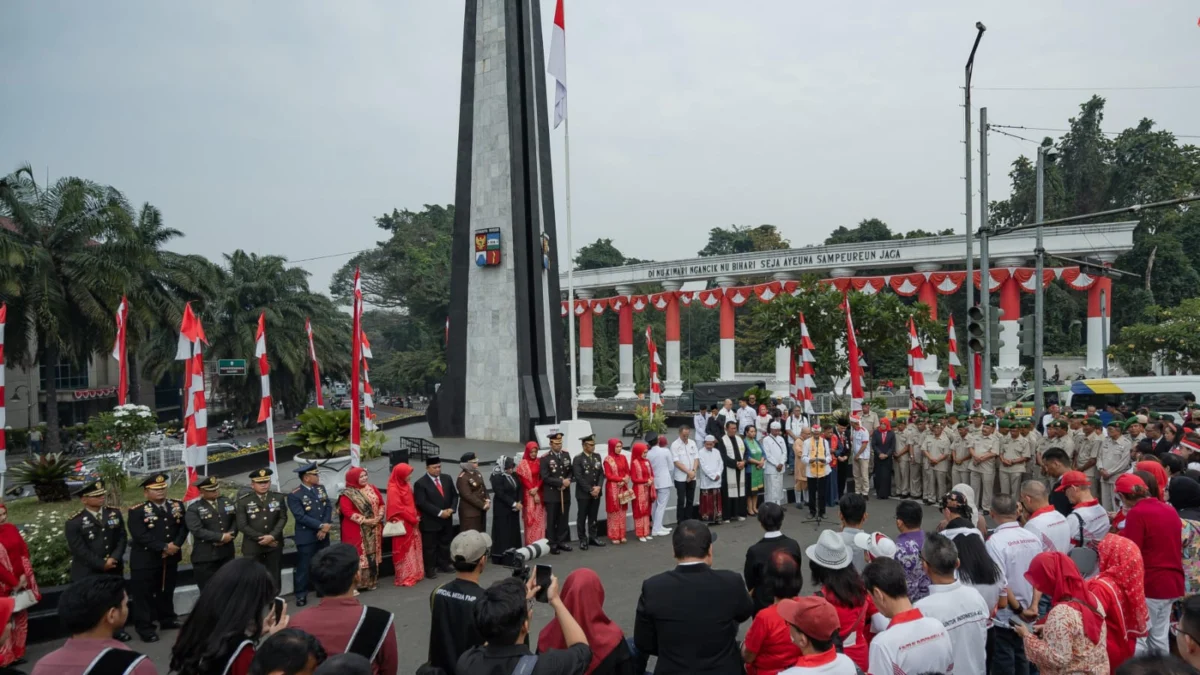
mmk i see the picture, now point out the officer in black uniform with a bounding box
[126,473,187,642]
[571,434,606,550]
[286,462,332,606]
[235,468,288,590]
[65,480,132,641]
[184,476,238,591]
[539,431,573,554]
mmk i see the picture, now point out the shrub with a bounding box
[634,406,667,434]
[289,407,386,460]
[8,454,73,503]
[22,510,71,586]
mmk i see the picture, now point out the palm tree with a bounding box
[206,250,350,421]
[0,165,134,452]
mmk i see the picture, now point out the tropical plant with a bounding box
[288,407,385,460]
[743,386,774,405]
[0,165,135,453]
[633,405,667,435]
[9,453,74,503]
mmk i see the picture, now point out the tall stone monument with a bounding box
[428,0,569,442]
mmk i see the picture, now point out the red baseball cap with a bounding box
[776,597,840,642]
[1055,471,1091,492]
[1115,473,1147,495]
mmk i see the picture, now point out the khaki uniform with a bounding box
[968,433,999,512]
[951,433,972,487]
[1074,432,1102,495]
[924,433,953,501]
[910,427,929,499]
[895,427,915,497]
[1098,435,1133,511]
[999,433,1032,498]
[456,468,490,533]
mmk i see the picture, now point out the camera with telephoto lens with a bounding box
[491,539,550,581]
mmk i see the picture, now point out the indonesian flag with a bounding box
[0,304,6,473]
[349,269,363,467]
[175,302,208,502]
[306,318,323,407]
[797,313,816,415]
[255,313,279,489]
[548,0,567,128]
[361,330,376,432]
[946,317,961,411]
[112,296,128,406]
[646,327,662,414]
[843,295,864,412]
[907,317,926,404]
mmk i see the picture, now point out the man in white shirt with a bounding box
[785,408,809,475]
[761,422,789,506]
[863,557,954,675]
[647,436,676,537]
[850,418,871,498]
[697,435,724,524]
[670,428,700,523]
[985,495,1041,674]
[775,597,859,675]
[915,534,990,675]
[800,427,832,518]
[717,399,737,429]
[1057,470,1110,550]
[1020,480,1071,554]
[692,409,709,439]
[736,398,757,435]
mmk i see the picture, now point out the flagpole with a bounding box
[564,88,577,422]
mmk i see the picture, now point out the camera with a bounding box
[492,539,551,580]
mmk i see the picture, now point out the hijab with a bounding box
[1168,476,1200,518]
[1024,552,1103,645]
[1135,461,1168,500]
[522,441,540,462]
[1091,534,1149,639]
[385,464,419,526]
[607,438,623,455]
[346,467,367,490]
[630,441,648,462]
[0,504,27,562]
[537,569,624,673]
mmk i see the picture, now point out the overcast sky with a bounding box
[3,2,1198,295]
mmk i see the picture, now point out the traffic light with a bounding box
[1017,315,1036,357]
[967,306,985,353]
[990,307,1005,350]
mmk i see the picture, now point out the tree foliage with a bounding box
[1110,298,1200,376]
[698,225,790,257]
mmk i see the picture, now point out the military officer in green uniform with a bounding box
[571,434,606,550]
[65,480,132,641]
[235,468,288,589]
[127,473,187,642]
[184,476,238,591]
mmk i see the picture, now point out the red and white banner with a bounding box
[361,329,376,433]
[350,269,363,467]
[946,316,960,411]
[0,304,6,473]
[972,351,984,410]
[255,313,279,489]
[646,327,662,415]
[907,317,926,404]
[547,0,567,129]
[306,317,323,407]
[843,295,864,412]
[797,313,816,415]
[175,302,208,502]
[112,296,128,406]
[630,295,649,313]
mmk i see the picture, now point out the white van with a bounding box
[1068,376,1200,422]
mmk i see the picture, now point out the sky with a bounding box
[3,2,1199,297]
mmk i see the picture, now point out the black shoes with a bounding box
[114,631,133,643]
[425,571,439,580]
[580,542,588,551]
[588,538,606,548]
[557,544,573,552]
[550,548,561,555]
[139,632,159,643]
[295,597,307,607]
[159,620,181,630]
[437,564,454,574]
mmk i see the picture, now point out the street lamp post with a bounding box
[10,385,33,431]
[963,22,986,411]
[1034,145,1050,424]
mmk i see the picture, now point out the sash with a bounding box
[342,488,379,558]
[83,648,146,675]
[221,640,255,675]
[346,606,395,662]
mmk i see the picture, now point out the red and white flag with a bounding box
[843,295,864,412]
[112,296,128,406]
[306,318,323,407]
[646,327,662,414]
[255,313,279,489]
[797,313,816,415]
[175,302,208,502]
[361,330,376,432]
[0,304,6,473]
[547,0,568,128]
[907,317,926,405]
[972,352,984,410]
[349,269,363,467]
[946,317,961,411]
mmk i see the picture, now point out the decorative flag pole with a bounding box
[797,313,817,417]
[349,269,363,467]
[112,296,128,406]
[361,329,376,433]
[973,352,984,411]
[645,327,662,417]
[255,313,279,489]
[843,295,864,413]
[306,318,323,408]
[907,317,927,410]
[946,317,961,413]
[175,303,208,503]
[0,304,7,494]
[548,0,578,420]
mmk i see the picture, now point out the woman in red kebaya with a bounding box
[339,467,384,591]
[604,439,631,544]
[629,442,657,542]
[385,463,424,587]
[515,441,546,545]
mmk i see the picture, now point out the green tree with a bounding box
[823,218,897,245]
[1110,298,1200,375]
[698,225,790,257]
[575,238,643,270]
[0,165,134,452]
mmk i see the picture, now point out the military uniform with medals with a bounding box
[539,432,573,553]
[184,476,239,591]
[455,452,490,533]
[235,468,288,589]
[571,434,606,549]
[127,474,188,641]
[64,480,132,641]
[286,463,332,606]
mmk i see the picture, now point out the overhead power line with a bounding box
[989,123,1200,140]
[977,84,1200,91]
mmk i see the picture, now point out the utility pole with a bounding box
[1034,146,1047,424]
[979,106,991,409]
[963,22,986,405]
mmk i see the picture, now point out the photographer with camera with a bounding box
[427,531,490,675]
[457,574,590,675]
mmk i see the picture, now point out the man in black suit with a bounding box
[634,519,753,674]
[127,473,188,642]
[871,418,897,500]
[742,503,802,615]
[414,456,459,579]
[540,432,573,553]
[64,480,132,642]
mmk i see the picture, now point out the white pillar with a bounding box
[994,257,1026,385]
[661,281,684,397]
[576,289,596,401]
[1083,263,1114,378]
[913,263,943,391]
[771,272,793,398]
[716,276,737,382]
[615,285,637,399]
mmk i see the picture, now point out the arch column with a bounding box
[615,285,636,399]
[1084,258,1115,377]
[716,276,737,382]
[913,264,942,390]
[771,273,793,398]
[661,281,684,397]
[576,290,596,401]
[994,257,1026,385]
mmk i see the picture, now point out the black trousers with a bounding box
[293,538,330,599]
[421,525,453,572]
[874,458,893,500]
[836,460,852,500]
[191,557,231,592]
[992,626,1029,675]
[808,476,828,516]
[130,563,179,634]
[575,493,601,542]
[544,496,571,548]
[247,547,282,592]
[723,486,747,520]
[674,480,696,521]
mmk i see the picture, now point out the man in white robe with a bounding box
[761,422,788,506]
[697,435,724,524]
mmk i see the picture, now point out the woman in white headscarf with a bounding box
[937,482,988,534]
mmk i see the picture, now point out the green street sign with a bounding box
[218,359,247,376]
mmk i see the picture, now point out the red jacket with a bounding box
[1121,498,1185,599]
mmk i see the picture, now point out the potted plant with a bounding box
[9,453,74,502]
[289,407,386,490]
[85,404,160,506]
